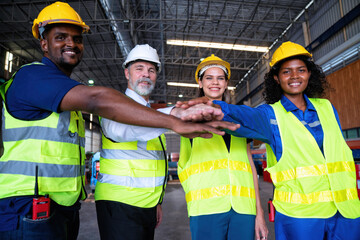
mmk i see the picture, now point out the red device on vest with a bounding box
[268,199,275,222]
[32,166,50,220]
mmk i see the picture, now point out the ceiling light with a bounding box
[167,82,236,90]
[167,40,269,52]
[88,79,94,86]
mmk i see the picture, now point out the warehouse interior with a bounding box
[0,0,359,239]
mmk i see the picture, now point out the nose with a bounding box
[65,37,75,47]
[212,78,220,84]
[142,70,150,78]
[290,71,299,79]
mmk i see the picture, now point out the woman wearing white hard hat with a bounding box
[208,42,360,239]
[178,54,268,240]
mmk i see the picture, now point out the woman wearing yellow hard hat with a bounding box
[209,41,360,239]
[178,54,268,240]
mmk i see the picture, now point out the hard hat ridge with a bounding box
[123,44,161,73]
[195,54,231,83]
[32,1,90,40]
[269,41,312,68]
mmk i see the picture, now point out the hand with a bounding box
[175,96,212,109]
[172,103,224,122]
[255,210,269,240]
[171,119,240,139]
[156,204,162,228]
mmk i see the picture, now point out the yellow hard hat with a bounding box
[195,54,231,83]
[269,41,312,68]
[32,1,90,39]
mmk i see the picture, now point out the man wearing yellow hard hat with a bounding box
[0,2,238,239]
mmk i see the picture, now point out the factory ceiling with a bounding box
[0,0,312,104]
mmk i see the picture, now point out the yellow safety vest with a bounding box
[266,98,360,218]
[178,135,256,217]
[0,64,86,206]
[95,132,167,208]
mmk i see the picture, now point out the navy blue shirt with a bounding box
[214,94,342,161]
[0,57,81,231]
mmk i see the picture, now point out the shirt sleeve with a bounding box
[331,104,342,130]
[213,100,273,144]
[100,108,170,142]
[6,63,81,120]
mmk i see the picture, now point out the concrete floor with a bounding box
[78,177,275,240]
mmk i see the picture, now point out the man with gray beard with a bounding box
[95,44,220,240]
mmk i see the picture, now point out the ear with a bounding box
[40,39,48,53]
[274,75,279,84]
[199,80,203,88]
[124,68,130,81]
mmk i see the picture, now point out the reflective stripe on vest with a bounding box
[0,160,84,178]
[98,172,165,188]
[95,133,167,208]
[0,64,85,206]
[178,134,256,217]
[266,98,360,218]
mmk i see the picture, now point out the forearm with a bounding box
[61,85,180,129]
[215,101,272,143]
[101,117,168,142]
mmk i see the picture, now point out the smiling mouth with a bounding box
[62,48,79,55]
[289,82,301,86]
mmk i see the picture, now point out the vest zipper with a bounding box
[158,136,167,204]
[76,115,87,200]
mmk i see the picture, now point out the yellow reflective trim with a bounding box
[179,159,251,183]
[185,185,255,203]
[275,188,358,204]
[275,189,333,204]
[327,161,355,174]
[179,159,228,182]
[271,161,355,183]
[229,160,252,172]
[333,188,359,202]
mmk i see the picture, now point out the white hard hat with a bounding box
[123,44,161,72]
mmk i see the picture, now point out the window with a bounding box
[5,51,13,73]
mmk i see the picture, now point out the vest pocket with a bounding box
[127,160,158,192]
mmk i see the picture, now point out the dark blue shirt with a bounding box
[214,94,342,161]
[0,57,81,231]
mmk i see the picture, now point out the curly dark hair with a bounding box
[262,55,330,104]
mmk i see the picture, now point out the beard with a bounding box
[129,77,155,96]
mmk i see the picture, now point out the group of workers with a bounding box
[0,2,359,240]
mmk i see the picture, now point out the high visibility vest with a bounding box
[0,63,86,206]
[95,132,167,208]
[178,135,256,217]
[266,98,360,218]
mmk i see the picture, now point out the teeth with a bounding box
[290,83,300,86]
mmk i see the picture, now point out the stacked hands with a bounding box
[170,96,239,139]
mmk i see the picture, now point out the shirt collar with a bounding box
[280,94,316,112]
[125,88,149,106]
[42,57,59,69]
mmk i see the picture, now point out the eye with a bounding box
[55,35,65,41]
[149,69,156,74]
[74,37,83,44]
